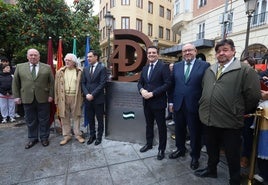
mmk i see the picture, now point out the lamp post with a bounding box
[244,0,257,57]
[104,11,114,78]
[153,37,159,47]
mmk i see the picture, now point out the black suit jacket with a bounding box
[137,60,171,109]
[81,62,107,104]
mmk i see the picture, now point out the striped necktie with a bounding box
[184,62,191,82]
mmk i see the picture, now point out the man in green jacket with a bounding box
[195,39,261,185]
[12,48,54,149]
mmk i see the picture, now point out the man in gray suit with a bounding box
[12,48,54,149]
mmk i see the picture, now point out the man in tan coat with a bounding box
[55,53,84,145]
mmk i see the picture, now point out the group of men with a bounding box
[138,39,261,185]
[12,48,107,149]
[11,38,263,185]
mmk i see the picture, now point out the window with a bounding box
[136,0,143,8]
[121,17,130,29]
[102,7,105,18]
[136,19,142,32]
[174,0,180,15]
[100,10,102,21]
[226,12,233,34]
[198,0,207,8]
[148,1,153,14]
[167,9,171,20]
[122,0,130,5]
[159,5,164,17]
[159,26,163,38]
[110,0,115,8]
[172,31,177,42]
[148,23,153,36]
[252,0,267,26]
[166,29,170,40]
[197,22,205,39]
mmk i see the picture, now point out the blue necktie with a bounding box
[148,64,154,80]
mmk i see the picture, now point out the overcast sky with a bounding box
[65,0,99,15]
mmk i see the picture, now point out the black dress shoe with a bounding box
[140,144,153,153]
[190,159,199,170]
[165,115,172,120]
[87,135,96,145]
[25,140,38,149]
[169,149,185,159]
[157,150,165,160]
[41,140,49,147]
[194,167,217,178]
[94,138,102,145]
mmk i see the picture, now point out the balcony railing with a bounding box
[251,11,268,28]
[196,31,205,40]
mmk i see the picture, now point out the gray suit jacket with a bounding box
[12,62,54,104]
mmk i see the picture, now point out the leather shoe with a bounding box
[140,144,153,153]
[190,159,199,170]
[157,150,165,160]
[169,149,185,159]
[194,167,217,178]
[41,140,49,147]
[94,138,102,145]
[87,135,96,145]
[25,140,38,149]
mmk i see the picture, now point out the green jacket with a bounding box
[199,58,261,129]
[12,62,54,104]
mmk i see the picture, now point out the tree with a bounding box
[0,0,99,64]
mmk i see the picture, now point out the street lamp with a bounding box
[153,37,159,47]
[104,11,114,78]
[244,0,257,57]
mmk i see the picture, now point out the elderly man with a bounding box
[12,48,54,149]
[55,53,85,145]
[168,43,210,170]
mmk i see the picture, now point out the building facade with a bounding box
[98,0,177,64]
[162,0,268,65]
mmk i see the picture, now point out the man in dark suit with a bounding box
[168,43,210,170]
[81,50,107,146]
[12,48,54,149]
[137,46,171,160]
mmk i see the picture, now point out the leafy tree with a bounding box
[0,0,99,64]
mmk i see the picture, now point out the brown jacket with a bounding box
[55,66,83,118]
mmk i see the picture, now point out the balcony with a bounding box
[172,11,193,31]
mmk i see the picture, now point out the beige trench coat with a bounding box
[54,66,83,118]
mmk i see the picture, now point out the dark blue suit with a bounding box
[138,60,171,151]
[170,59,209,160]
[81,62,107,139]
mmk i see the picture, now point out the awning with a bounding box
[160,39,215,57]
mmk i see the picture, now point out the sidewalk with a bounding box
[0,119,234,185]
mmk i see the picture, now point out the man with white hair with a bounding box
[12,48,54,149]
[55,53,85,145]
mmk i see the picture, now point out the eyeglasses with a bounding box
[182,49,195,53]
[64,59,73,62]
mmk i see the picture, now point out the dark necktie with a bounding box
[184,62,191,82]
[32,64,36,79]
[148,63,154,80]
[90,65,94,77]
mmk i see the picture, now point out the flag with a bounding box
[73,36,77,56]
[57,36,63,71]
[84,35,91,127]
[84,35,90,67]
[47,37,56,126]
[56,36,63,127]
